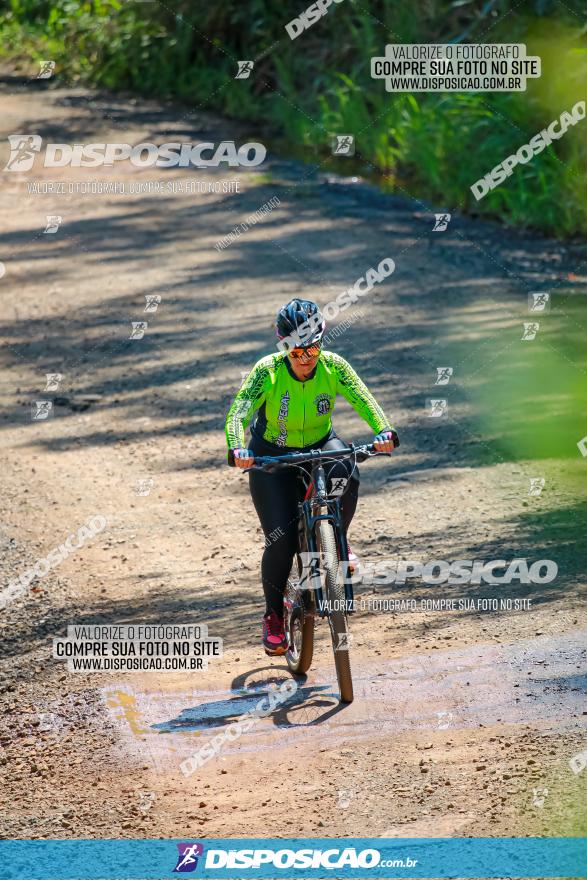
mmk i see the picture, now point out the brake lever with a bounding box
[355,451,377,462]
[356,448,394,462]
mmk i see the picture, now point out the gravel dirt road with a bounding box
[0,79,585,841]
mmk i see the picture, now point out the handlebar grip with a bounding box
[390,429,400,449]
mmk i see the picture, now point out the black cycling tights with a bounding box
[248,434,359,617]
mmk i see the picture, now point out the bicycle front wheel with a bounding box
[318,520,353,703]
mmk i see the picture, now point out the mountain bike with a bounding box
[249,434,399,703]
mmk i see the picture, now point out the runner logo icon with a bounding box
[174,843,204,873]
[433,213,451,231]
[330,477,348,496]
[37,60,55,79]
[435,367,453,385]
[4,135,42,172]
[522,322,539,341]
[332,135,355,155]
[235,61,254,79]
[32,400,53,421]
[529,292,550,312]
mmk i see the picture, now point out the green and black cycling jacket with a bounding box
[225,350,393,452]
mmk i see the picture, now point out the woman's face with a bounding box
[288,348,320,380]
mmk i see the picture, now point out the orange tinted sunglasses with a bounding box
[289,344,322,359]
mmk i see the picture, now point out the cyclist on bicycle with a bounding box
[225,299,397,656]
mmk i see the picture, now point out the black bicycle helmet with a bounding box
[275,298,325,346]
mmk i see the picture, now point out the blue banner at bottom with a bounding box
[0,837,586,879]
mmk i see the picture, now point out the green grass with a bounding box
[1,0,586,237]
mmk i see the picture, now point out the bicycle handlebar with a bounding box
[254,443,372,467]
[243,431,399,472]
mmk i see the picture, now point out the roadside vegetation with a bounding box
[1,0,586,237]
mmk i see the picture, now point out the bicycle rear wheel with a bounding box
[317,520,353,703]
